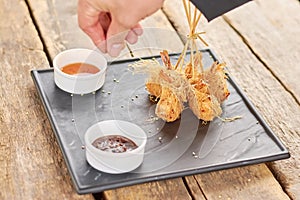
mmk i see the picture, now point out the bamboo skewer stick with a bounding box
[194,12,202,29]
[191,7,197,35]
[197,35,208,46]
[188,1,191,29]
[175,39,190,72]
[182,0,190,30]
[180,0,208,74]
[193,40,199,77]
[191,42,195,78]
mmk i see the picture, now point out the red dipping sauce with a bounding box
[61,62,100,75]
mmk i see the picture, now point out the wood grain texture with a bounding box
[26,0,94,60]
[186,164,289,200]
[103,179,192,200]
[224,0,300,102]
[0,0,94,199]
[163,0,300,198]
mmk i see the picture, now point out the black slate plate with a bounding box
[31,49,289,194]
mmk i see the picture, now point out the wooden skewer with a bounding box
[191,6,198,34]
[182,0,191,30]
[188,1,192,29]
[126,43,134,57]
[193,39,203,74]
[181,0,208,74]
[194,12,202,32]
[191,40,195,78]
[197,35,209,46]
[175,39,190,71]
[174,53,183,70]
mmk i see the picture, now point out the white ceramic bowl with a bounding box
[53,48,107,94]
[85,120,147,174]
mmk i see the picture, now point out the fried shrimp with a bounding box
[188,77,222,121]
[203,62,230,102]
[130,0,230,122]
[155,87,183,122]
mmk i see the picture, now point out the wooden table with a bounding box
[1,0,299,199]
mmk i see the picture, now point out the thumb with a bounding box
[106,19,128,57]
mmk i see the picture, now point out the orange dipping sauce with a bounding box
[61,62,100,75]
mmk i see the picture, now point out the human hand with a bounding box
[78,0,164,57]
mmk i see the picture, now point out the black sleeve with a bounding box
[189,0,252,21]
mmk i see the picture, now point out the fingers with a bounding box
[131,24,143,36]
[106,23,143,57]
[77,0,107,52]
[78,0,158,57]
[126,24,143,44]
[125,30,138,45]
[97,12,111,53]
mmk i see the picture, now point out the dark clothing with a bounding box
[190,0,252,21]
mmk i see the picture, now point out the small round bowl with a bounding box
[53,48,107,94]
[85,120,147,174]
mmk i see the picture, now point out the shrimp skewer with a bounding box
[130,0,230,122]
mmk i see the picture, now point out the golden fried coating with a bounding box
[155,87,183,122]
[131,50,230,122]
[146,82,162,98]
[184,63,193,79]
[160,50,173,70]
[188,77,222,121]
[204,62,230,102]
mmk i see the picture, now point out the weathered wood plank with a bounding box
[26,0,94,60]
[0,0,94,199]
[224,0,300,102]
[183,176,206,200]
[186,165,289,200]
[163,0,300,198]
[26,0,192,199]
[103,179,192,200]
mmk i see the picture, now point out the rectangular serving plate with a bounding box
[31,49,289,194]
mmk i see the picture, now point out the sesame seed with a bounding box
[158,137,162,143]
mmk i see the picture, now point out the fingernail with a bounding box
[126,33,138,44]
[110,43,123,57]
[133,28,143,36]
